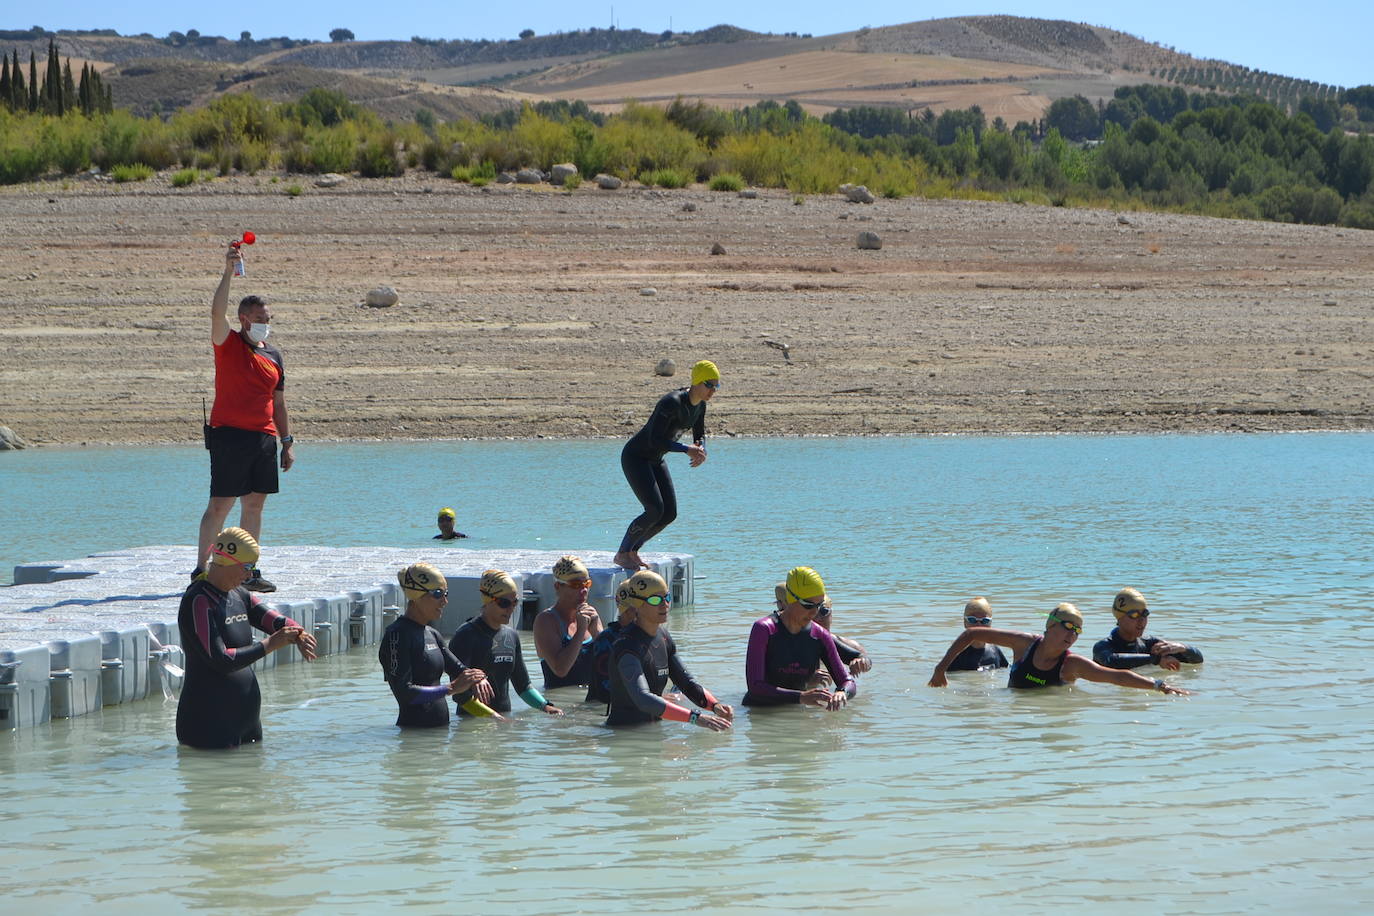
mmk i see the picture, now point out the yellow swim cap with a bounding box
[1046,602,1084,631]
[690,360,721,386]
[964,596,992,617]
[785,566,826,602]
[479,569,517,599]
[210,527,259,567]
[617,571,668,607]
[1113,587,1148,614]
[438,507,456,520]
[553,555,589,583]
[398,562,447,597]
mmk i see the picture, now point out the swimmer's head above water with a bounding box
[963,596,992,627]
[1044,602,1084,645]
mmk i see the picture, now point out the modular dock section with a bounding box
[1,546,696,731]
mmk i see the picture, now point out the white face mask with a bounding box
[246,322,270,343]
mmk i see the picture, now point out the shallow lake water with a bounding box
[2,433,1372,912]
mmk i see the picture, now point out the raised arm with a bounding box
[211,246,239,346]
[533,611,589,678]
[930,628,1036,687]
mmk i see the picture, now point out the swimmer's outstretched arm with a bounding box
[1062,655,1191,695]
[929,628,1035,687]
[617,654,730,730]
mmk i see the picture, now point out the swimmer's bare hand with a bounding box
[451,669,488,695]
[710,702,734,720]
[292,628,318,661]
[1159,683,1190,696]
[696,712,732,731]
[849,656,873,676]
[800,687,833,708]
[928,671,948,688]
[264,627,296,653]
[574,607,598,633]
[687,444,707,468]
[1158,654,1181,671]
[825,690,848,711]
[1151,640,1186,659]
[542,704,563,716]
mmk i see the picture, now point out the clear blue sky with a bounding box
[22,2,1371,88]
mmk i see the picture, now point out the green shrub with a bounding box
[640,167,690,188]
[562,173,582,190]
[708,172,745,191]
[285,183,303,197]
[470,176,490,187]
[111,163,155,182]
[171,168,200,187]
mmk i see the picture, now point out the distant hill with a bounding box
[3,17,1347,123]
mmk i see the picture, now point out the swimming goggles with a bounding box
[1057,620,1082,635]
[965,616,992,626]
[637,594,670,606]
[787,587,826,611]
[1116,609,1149,619]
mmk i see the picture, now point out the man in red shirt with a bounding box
[193,243,295,592]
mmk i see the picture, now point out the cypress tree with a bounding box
[28,50,38,112]
[62,59,75,114]
[1,55,10,111]
[78,62,90,115]
[11,51,24,110]
[45,38,61,115]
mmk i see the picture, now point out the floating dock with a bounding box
[1,546,696,731]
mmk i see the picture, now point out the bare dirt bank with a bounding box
[1,174,1370,448]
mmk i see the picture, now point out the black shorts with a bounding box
[208,426,279,498]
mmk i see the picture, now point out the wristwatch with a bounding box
[689,709,701,724]
[280,435,295,446]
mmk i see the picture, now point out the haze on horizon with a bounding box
[19,1,1371,90]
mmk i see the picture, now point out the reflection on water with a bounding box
[2,433,1373,910]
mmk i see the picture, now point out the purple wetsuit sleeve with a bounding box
[814,627,857,698]
[247,595,298,634]
[746,617,801,703]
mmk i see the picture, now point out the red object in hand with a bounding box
[231,231,256,249]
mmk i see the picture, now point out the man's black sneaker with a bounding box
[244,569,277,593]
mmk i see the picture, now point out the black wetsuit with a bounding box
[1007,637,1067,689]
[607,625,714,726]
[378,616,475,727]
[585,620,624,705]
[176,578,300,749]
[540,617,594,690]
[947,643,1009,672]
[1092,629,1204,669]
[448,617,540,713]
[744,612,856,706]
[618,388,706,553]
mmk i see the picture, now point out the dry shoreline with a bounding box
[2,174,1371,447]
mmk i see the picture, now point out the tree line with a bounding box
[1,82,1371,229]
[1,38,112,116]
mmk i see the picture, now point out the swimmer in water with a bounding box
[176,527,317,749]
[776,584,872,688]
[606,571,732,730]
[928,603,1191,695]
[533,555,604,690]
[744,567,856,710]
[449,569,561,716]
[943,597,1009,672]
[433,507,468,540]
[378,562,502,727]
[613,359,720,570]
[1092,587,1204,671]
[586,587,637,705]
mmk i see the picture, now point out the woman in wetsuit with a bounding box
[448,569,561,716]
[532,556,603,690]
[176,527,316,749]
[606,571,732,730]
[378,562,501,727]
[775,584,872,685]
[928,603,1191,695]
[744,567,856,710]
[613,360,720,570]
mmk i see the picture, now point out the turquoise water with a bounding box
[2,433,1373,912]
